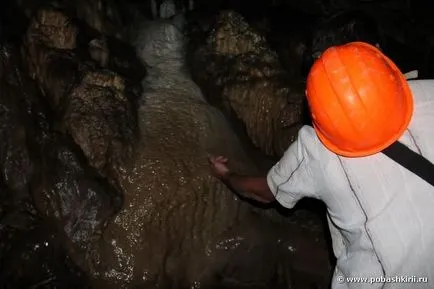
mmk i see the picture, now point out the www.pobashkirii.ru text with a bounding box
[336,275,428,284]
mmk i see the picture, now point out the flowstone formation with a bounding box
[1,4,331,289]
[187,10,306,157]
[86,18,296,289]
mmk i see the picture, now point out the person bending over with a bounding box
[209,42,434,289]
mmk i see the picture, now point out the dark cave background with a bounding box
[2,0,434,78]
[0,0,433,288]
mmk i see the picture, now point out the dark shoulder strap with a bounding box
[382,141,434,187]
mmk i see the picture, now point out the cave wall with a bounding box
[0,2,333,288]
[0,0,433,288]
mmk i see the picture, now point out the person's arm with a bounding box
[219,172,275,203]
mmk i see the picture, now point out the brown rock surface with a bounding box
[6,7,332,289]
[87,19,275,288]
[83,18,332,289]
[188,10,306,157]
[0,39,115,288]
[21,8,142,172]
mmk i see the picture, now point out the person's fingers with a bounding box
[216,156,228,163]
[208,156,229,171]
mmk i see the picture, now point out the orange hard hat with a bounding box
[306,41,414,157]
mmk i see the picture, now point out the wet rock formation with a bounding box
[2,0,434,288]
[14,0,139,41]
[187,10,306,157]
[1,3,332,289]
[21,8,144,172]
[0,49,33,196]
[0,5,142,288]
[0,38,115,288]
[85,18,297,289]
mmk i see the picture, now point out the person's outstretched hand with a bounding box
[208,155,230,179]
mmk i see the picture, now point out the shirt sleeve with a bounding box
[266,126,321,209]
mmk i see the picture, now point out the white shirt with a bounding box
[267,79,434,289]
